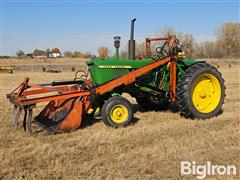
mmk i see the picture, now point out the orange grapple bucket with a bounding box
[34,97,83,133]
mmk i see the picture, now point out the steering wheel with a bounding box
[74,70,88,81]
[153,45,169,60]
[156,47,169,57]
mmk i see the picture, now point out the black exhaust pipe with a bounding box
[128,18,136,60]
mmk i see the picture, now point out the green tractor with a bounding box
[85,18,225,128]
[8,19,225,134]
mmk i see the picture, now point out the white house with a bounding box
[49,52,61,58]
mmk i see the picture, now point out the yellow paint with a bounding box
[0,66,12,70]
[167,62,171,68]
[87,108,94,114]
[110,104,128,123]
[87,107,100,115]
[192,73,221,113]
[98,65,132,69]
[95,107,100,114]
[177,51,185,59]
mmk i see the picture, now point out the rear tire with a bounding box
[177,62,225,119]
[101,96,134,128]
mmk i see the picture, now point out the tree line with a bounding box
[15,47,109,59]
[141,22,239,59]
[121,22,239,59]
[16,48,61,58]
[14,22,239,60]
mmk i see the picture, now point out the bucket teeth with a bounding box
[22,108,33,135]
[11,97,85,135]
[12,106,22,127]
[23,109,27,131]
[27,109,33,135]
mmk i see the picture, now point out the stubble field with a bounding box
[0,59,239,179]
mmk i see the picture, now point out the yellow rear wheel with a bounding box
[177,63,225,119]
[192,74,221,113]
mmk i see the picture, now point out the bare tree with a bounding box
[98,47,110,59]
[216,23,240,58]
[136,42,146,58]
[64,51,73,58]
[84,52,95,59]
[181,34,197,58]
[16,50,25,58]
[33,49,45,56]
[45,48,51,58]
[156,26,176,37]
[72,51,85,58]
[194,22,240,58]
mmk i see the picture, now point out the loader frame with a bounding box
[7,56,176,134]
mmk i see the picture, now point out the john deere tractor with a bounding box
[86,18,225,127]
[8,19,225,134]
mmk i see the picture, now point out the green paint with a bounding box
[88,58,154,85]
[88,58,154,69]
[115,48,119,59]
[88,57,202,95]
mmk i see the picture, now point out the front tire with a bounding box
[101,96,134,128]
[177,62,225,119]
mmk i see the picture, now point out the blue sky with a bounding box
[1,0,239,55]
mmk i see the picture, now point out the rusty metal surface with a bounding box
[34,98,83,133]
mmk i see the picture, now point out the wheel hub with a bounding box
[199,89,206,98]
[110,105,128,123]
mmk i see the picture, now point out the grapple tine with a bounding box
[12,106,18,127]
[13,108,22,128]
[26,109,33,135]
[23,109,27,131]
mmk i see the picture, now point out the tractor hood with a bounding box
[87,58,154,69]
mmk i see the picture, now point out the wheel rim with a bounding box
[110,104,128,123]
[192,73,221,113]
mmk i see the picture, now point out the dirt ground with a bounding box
[0,60,239,179]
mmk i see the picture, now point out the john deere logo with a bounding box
[98,65,132,69]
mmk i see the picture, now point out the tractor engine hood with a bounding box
[87,58,154,69]
[87,58,155,86]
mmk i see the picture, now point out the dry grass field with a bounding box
[0,59,239,179]
[0,58,87,65]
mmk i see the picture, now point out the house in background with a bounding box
[48,48,61,58]
[49,52,61,58]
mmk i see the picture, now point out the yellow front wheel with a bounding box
[101,96,133,128]
[110,104,129,124]
[177,63,225,119]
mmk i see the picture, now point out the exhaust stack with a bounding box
[128,18,136,60]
